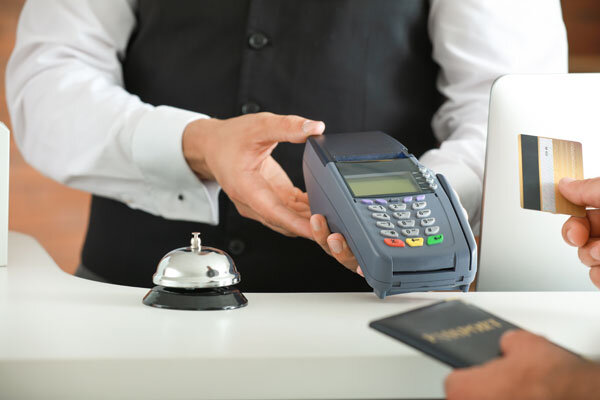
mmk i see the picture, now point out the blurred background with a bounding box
[1,0,600,274]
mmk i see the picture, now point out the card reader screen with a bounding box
[345,173,419,196]
[337,160,422,197]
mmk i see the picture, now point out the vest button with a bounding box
[248,32,269,50]
[228,239,246,256]
[241,102,261,114]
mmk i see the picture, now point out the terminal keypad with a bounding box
[362,192,443,247]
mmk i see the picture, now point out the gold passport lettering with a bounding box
[421,318,503,344]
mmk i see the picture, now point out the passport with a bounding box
[369,300,520,368]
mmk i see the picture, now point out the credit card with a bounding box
[518,134,585,217]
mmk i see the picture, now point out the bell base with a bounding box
[142,285,248,311]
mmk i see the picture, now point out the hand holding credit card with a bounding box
[518,134,585,217]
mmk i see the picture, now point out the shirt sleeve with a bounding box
[425,0,568,233]
[6,0,221,224]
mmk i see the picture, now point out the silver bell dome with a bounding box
[152,232,241,289]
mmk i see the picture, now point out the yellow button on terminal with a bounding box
[406,237,424,247]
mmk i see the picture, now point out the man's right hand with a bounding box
[558,177,600,288]
[182,112,325,239]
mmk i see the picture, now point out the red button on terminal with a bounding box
[384,238,405,247]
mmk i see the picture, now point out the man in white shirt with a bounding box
[6,0,567,288]
[445,177,600,400]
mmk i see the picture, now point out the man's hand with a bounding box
[558,177,600,288]
[445,330,599,400]
[182,113,324,238]
[309,188,469,277]
[310,214,363,276]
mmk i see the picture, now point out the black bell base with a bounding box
[142,285,248,311]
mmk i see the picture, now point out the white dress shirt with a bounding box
[6,0,567,233]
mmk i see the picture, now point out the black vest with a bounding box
[82,0,444,291]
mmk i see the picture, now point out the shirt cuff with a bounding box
[419,152,482,235]
[131,105,221,224]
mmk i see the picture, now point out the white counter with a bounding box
[1,232,599,400]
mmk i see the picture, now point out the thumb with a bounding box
[258,114,325,144]
[558,177,600,208]
[499,330,539,355]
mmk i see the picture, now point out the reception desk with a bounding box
[1,232,599,399]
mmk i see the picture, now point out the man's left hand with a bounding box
[445,330,599,400]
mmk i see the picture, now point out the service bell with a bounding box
[142,232,248,310]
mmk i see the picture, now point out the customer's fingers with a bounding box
[577,238,600,267]
[499,330,543,355]
[562,209,600,247]
[586,209,600,236]
[562,216,590,247]
[559,177,600,208]
[590,267,600,289]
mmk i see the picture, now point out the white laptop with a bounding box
[477,74,600,291]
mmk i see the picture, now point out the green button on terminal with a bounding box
[427,234,444,245]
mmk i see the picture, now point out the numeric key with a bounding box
[376,221,394,229]
[425,226,440,235]
[393,211,411,220]
[401,228,420,237]
[416,209,431,218]
[380,230,399,238]
[389,203,407,211]
[372,213,390,221]
[412,201,427,210]
[421,218,436,227]
[398,220,416,228]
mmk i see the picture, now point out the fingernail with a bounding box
[311,217,321,232]
[566,229,576,246]
[330,240,342,254]
[302,120,325,134]
[591,247,600,261]
[356,266,364,277]
[560,177,575,185]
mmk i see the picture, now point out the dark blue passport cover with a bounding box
[369,300,520,368]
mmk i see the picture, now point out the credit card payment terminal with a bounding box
[303,132,476,298]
